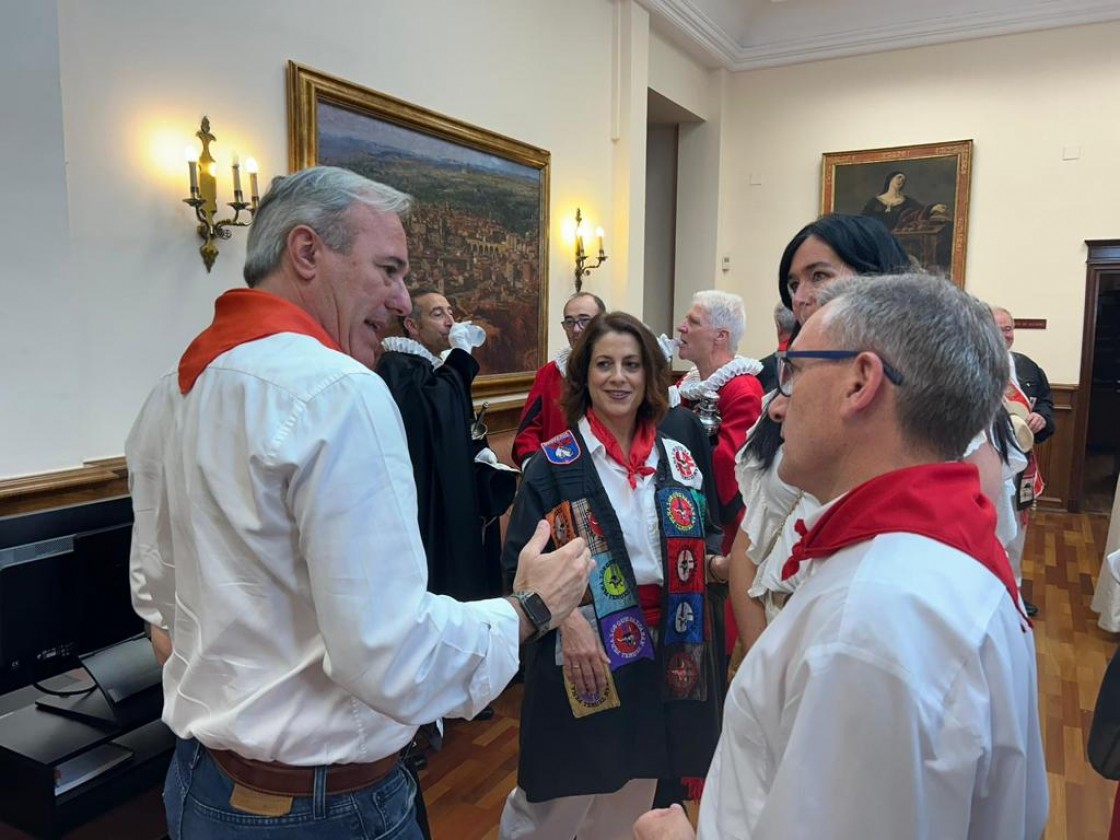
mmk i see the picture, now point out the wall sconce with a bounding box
[183,116,260,273]
[572,207,607,293]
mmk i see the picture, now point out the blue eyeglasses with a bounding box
[776,350,905,397]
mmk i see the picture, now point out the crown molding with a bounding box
[640,0,1120,71]
[638,0,739,68]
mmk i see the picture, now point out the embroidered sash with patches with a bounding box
[657,486,709,702]
[544,488,710,714]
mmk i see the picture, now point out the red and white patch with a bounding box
[670,446,697,482]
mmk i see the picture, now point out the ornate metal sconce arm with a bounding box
[181,117,259,273]
[574,252,608,293]
[572,207,608,293]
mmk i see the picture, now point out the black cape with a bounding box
[502,424,725,801]
[377,348,513,601]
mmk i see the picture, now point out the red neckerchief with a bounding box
[585,408,656,489]
[781,462,1029,624]
[178,289,342,394]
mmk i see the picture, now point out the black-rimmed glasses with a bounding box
[776,349,905,397]
[561,316,594,331]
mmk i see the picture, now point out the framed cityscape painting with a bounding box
[287,61,550,400]
[821,140,973,287]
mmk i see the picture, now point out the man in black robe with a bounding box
[377,288,514,603]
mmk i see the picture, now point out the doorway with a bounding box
[1073,241,1120,513]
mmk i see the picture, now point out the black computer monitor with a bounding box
[0,496,141,695]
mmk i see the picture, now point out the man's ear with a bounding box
[403,316,419,338]
[842,352,888,416]
[287,225,320,280]
[715,327,730,348]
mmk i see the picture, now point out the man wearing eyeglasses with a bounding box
[512,292,606,469]
[635,274,1046,840]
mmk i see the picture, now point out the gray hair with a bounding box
[817,274,1008,461]
[774,303,796,337]
[243,165,414,287]
[693,290,745,351]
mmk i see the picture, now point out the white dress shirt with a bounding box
[577,418,705,586]
[127,333,520,765]
[697,516,1048,839]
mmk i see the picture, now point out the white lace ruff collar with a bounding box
[677,355,763,401]
[554,346,571,378]
[381,336,442,368]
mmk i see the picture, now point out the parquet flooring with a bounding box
[422,511,1119,840]
[1025,511,1118,840]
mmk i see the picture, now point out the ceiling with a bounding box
[638,0,1120,70]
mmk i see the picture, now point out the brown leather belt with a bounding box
[207,748,399,796]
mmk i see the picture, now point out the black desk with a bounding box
[0,674,172,839]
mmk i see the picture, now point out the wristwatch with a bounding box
[511,591,552,642]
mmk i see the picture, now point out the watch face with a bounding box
[522,592,551,628]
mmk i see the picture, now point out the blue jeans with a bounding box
[164,738,425,839]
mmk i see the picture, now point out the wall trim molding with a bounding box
[0,457,129,517]
[0,393,527,517]
[639,0,1120,70]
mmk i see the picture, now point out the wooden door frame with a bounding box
[1070,239,1120,512]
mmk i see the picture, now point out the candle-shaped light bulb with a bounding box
[231,151,243,198]
[245,157,260,206]
[185,146,199,195]
[595,226,605,257]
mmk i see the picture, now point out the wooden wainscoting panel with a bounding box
[1036,384,1077,511]
[0,457,129,518]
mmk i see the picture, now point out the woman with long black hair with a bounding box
[727,215,911,661]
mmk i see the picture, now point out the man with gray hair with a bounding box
[127,166,592,838]
[675,290,764,661]
[675,290,764,556]
[636,274,1047,839]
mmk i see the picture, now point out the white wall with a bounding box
[721,21,1120,380]
[648,28,710,121]
[6,7,1116,478]
[1,0,622,478]
[1,1,82,475]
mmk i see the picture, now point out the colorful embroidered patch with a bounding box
[666,538,706,594]
[664,646,705,700]
[570,498,609,555]
[670,446,697,481]
[663,593,705,645]
[546,502,576,546]
[600,608,654,669]
[541,430,581,465]
[564,667,621,718]
[658,488,703,538]
[590,555,638,617]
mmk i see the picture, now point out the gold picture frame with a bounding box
[821,140,973,287]
[288,61,551,402]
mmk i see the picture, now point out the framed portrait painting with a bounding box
[821,140,973,286]
[287,61,550,401]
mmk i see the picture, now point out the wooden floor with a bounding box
[422,510,1119,840]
